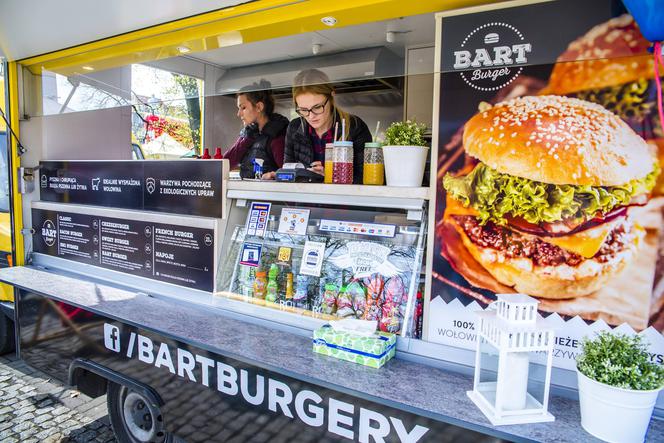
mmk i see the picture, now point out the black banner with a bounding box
[16,294,498,443]
[39,160,224,218]
[33,209,215,292]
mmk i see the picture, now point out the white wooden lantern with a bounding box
[467,294,555,425]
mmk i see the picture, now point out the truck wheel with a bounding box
[0,313,15,355]
[107,382,171,443]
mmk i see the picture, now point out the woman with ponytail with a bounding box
[223,79,289,178]
[278,69,371,183]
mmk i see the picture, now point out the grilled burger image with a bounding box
[441,95,659,299]
[541,14,664,194]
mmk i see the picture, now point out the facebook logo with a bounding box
[104,324,121,352]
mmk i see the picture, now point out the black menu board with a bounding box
[33,208,215,292]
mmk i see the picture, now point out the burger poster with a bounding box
[429,0,664,371]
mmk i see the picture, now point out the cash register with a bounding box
[275,163,324,183]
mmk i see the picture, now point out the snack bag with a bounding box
[322,283,339,315]
[379,276,406,333]
[363,274,384,322]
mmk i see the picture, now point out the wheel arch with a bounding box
[69,358,164,407]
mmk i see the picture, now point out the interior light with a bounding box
[321,16,337,26]
[312,43,322,55]
[177,46,191,54]
[82,66,94,71]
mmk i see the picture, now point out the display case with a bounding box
[215,184,428,337]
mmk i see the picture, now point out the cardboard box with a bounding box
[312,325,396,368]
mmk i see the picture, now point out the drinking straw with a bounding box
[341,118,346,142]
[334,121,339,142]
[374,121,381,142]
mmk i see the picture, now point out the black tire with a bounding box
[107,382,172,443]
[0,312,15,355]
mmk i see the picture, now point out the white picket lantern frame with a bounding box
[467,294,556,425]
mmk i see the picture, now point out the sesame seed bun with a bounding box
[463,95,654,186]
[541,15,653,95]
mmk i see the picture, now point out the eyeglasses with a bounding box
[295,97,329,117]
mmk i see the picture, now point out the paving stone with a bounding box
[32,413,52,424]
[35,427,59,440]
[15,412,37,424]
[54,412,74,423]
[0,358,117,443]
[19,427,38,440]
[12,421,33,433]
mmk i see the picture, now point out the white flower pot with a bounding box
[577,368,661,443]
[381,145,428,187]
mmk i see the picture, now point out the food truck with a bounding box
[0,0,663,441]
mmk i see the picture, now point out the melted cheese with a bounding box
[444,196,479,219]
[541,221,616,258]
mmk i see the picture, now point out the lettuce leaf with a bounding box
[443,162,659,225]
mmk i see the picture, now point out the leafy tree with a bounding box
[173,74,201,151]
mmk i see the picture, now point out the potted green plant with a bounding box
[381,120,429,187]
[576,332,664,443]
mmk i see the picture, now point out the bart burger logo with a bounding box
[453,22,532,92]
[41,219,57,247]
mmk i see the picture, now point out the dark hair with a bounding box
[238,79,275,116]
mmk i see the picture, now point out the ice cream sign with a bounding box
[453,22,531,91]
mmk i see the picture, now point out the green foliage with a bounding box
[443,162,659,225]
[577,332,664,391]
[384,120,428,147]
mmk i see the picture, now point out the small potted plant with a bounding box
[381,120,429,187]
[576,332,664,443]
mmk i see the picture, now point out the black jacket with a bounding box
[284,113,372,184]
[238,114,289,178]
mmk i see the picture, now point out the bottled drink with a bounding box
[294,275,309,308]
[285,273,294,300]
[332,141,353,184]
[266,264,279,303]
[324,143,334,184]
[363,142,384,185]
[238,265,255,297]
[253,271,267,299]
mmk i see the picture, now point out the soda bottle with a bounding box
[266,264,279,303]
[253,271,267,299]
[294,274,309,309]
[285,273,294,301]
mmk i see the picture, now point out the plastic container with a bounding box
[332,141,353,184]
[213,147,223,159]
[324,143,334,184]
[201,148,211,159]
[363,142,384,185]
[382,145,428,187]
[577,368,661,443]
[253,271,267,299]
[285,273,294,300]
[266,264,279,302]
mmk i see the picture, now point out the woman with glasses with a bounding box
[223,80,289,178]
[275,69,371,183]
